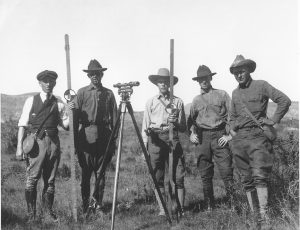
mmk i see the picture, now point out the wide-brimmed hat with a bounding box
[230,55,256,74]
[148,68,178,85]
[83,59,107,73]
[192,65,216,81]
[36,70,58,81]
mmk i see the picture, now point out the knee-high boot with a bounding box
[154,188,166,216]
[25,189,37,221]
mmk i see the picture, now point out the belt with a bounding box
[201,123,226,132]
[149,127,178,135]
[238,125,260,131]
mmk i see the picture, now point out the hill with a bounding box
[1,93,298,123]
[184,101,299,120]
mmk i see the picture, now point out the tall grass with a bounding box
[1,118,299,230]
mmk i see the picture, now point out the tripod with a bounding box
[87,82,172,229]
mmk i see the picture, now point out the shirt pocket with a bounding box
[246,93,263,113]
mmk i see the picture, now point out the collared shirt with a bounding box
[73,83,117,130]
[142,93,187,143]
[230,77,291,130]
[18,92,69,128]
[188,88,231,130]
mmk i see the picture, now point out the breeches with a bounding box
[230,128,273,191]
[77,134,115,202]
[196,129,233,185]
[148,133,185,189]
[26,135,60,194]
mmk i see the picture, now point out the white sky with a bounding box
[0,0,298,111]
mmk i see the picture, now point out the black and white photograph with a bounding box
[1,0,298,229]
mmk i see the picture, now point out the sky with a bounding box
[0,0,298,111]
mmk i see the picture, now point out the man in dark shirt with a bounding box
[188,65,234,211]
[229,55,291,229]
[69,59,117,214]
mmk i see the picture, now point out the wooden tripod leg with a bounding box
[126,102,172,224]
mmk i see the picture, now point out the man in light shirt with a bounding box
[16,70,69,222]
[142,68,186,216]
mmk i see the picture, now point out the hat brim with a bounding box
[192,72,216,81]
[83,68,107,73]
[148,75,178,85]
[230,60,256,74]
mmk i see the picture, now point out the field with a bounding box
[1,93,299,230]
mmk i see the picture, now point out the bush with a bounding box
[1,119,18,154]
[269,132,299,216]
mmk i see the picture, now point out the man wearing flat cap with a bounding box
[187,65,234,211]
[228,55,291,229]
[68,59,117,214]
[142,68,187,216]
[16,70,69,222]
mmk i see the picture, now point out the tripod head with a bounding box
[113,81,140,102]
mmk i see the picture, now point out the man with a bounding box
[142,68,186,216]
[16,70,69,222]
[69,59,117,214]
[229,55,291,229]
[187,65,234,211]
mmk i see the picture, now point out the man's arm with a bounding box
[16,96,33,160]
[263,81,291,124]
[174,99,186,133]
[142,99,152,147]
[16,127,25,160]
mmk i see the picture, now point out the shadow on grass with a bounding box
[1,206,25,227]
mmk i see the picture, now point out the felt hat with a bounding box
[192,65,216,81]
[230,55,256,74]
[36,70,58,81]
[148,68,178,85]
[83,59,107,73]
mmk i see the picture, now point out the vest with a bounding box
[28,94,59,135]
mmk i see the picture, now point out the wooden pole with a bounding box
[64,34,78,222]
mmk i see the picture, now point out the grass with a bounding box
[1,110,299,229]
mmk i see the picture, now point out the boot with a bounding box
[154,188,166,216]
[257,187,272,230]
[203,181,215,212]
[246,189,261,230]
[224,180,234,209]
[25,189,37,222]
[44,192,59,222]
[177,188,185,216]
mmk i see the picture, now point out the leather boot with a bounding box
[154,188,165,216]
[177,188,185,216]
[25,189,37,222]
[203,181,215,212]
[246,189,261,230]
[257,187,272,230]
[44,192,59,222]
[224,180,234,208]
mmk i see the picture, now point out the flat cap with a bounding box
[36,70,58,81]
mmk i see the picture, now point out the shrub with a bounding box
[1,119,18,154]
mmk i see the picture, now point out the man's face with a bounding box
[39,76,56,94]
[233,67,251,85]
[198,76,212,90]
[88,71,103,85]
[156,79,170,94]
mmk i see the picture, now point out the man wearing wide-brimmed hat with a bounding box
[69,59,117,214]
[142,68,187,216]
[228,55,291,229]
[187,65,234,212]
[16,70,69,222]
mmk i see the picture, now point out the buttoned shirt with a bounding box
[142,93,187,143]
[73,83,117,131]
[230,77,291,130]
[188,88,231,131]
[18,92,69,128]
